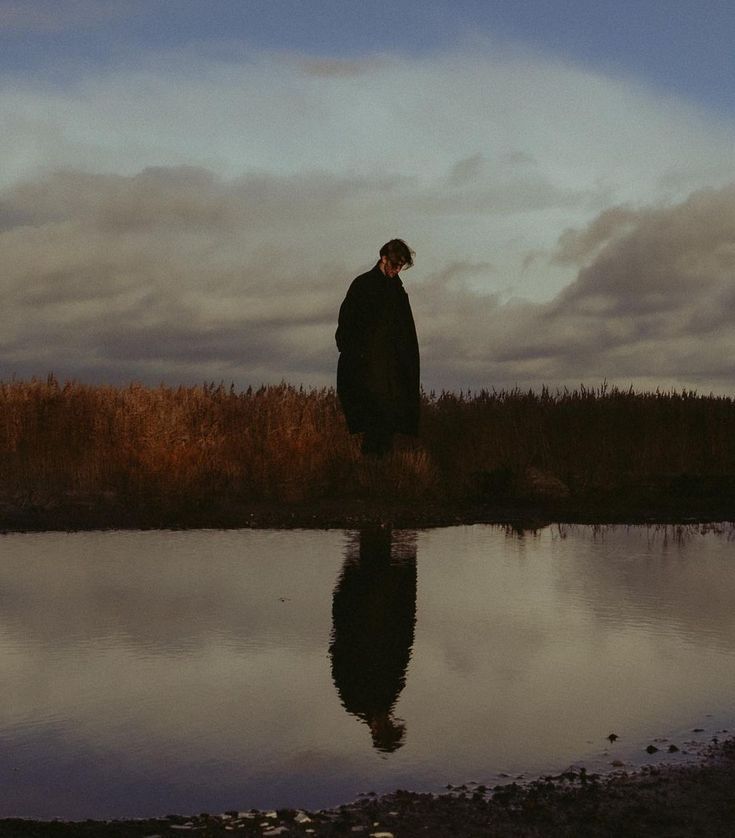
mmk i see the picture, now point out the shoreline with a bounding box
[2,499,733,835]
[1,495,733,533]
[1,738,733,836]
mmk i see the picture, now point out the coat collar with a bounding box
[372,262,405,289]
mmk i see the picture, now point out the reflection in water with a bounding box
[0,524,734,818]
[330,527,417,753]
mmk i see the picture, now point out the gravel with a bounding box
[1,738,733,837]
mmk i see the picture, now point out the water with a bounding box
[0,524,733,819]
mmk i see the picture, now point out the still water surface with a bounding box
[0,524,733,818]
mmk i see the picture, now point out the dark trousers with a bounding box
[361,427,394,457]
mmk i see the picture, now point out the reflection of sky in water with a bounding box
[0,525,733,818]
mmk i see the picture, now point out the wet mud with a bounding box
[0,491,733,533]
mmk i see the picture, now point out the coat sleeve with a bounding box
[336,277,369,354]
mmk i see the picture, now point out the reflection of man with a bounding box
[329,526,417,752]
[335,239,420,457]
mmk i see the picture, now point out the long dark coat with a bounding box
[335,263,420,436]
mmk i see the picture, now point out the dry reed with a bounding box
[0,376,733,517]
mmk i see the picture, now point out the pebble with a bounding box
[263,829,289,837]
[295,812,312,823]
[370,832,395,838]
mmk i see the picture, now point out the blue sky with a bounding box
[3,0,734,112]
[1,0,734,392]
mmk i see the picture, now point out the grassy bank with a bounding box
[0,377,734,529]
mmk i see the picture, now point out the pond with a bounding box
[0,524,733,819]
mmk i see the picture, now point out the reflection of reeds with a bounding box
[0,377,733,512]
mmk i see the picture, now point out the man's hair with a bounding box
[379,239,415,269]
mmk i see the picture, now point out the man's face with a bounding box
[380,255,405,278]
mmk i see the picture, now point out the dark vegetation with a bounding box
[1,376,734,529]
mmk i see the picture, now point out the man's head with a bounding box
[378,239,414,278]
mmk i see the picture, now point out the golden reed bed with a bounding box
[0,376,733,527]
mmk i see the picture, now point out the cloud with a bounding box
[1,43,734,392]
[433,183,735,392]
[1,163,734,393]
[1,44,734,306]
[0,166,382,385]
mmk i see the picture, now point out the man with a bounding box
[336,239,420,456]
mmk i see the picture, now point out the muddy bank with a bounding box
[1,449,734,532]
[1,739,733,837]
[0,485,734,532]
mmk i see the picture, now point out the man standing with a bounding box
[336,239,420,456]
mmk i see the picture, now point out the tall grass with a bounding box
[420,384,735,499]
[0,376,733,516]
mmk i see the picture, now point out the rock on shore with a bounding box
[1,739,733,837]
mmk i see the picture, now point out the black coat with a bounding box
[335,263,420,436]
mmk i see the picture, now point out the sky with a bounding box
[1,0,734,393]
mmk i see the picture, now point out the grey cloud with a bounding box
[555,185,735,314]
[429,153,590,216]
[553,207,639,266]
[18,265,140,306]
[0,200,35,231]
[6,166,412,234]
[0,166,358,383]
[1,167,734,393]
[534,185,735,387]
[448,150,538,188]
[415,184,735,392]
[96,317,333,369]
[504,150,537,166]
[448,153,486,187]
